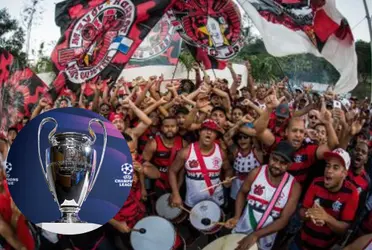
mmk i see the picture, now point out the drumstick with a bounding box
[212,221,226,226]
[179,205,193,214]
[199,177,237,193]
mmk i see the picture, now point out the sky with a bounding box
[1,0,371,61]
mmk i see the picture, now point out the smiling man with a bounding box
[293,148,359,250]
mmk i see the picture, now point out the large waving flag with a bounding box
[169,0,245,68]
[0,49,49,132]
[50,0,176,98]
[237,0,358,94]
[128,14,182,67]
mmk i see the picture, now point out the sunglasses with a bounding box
[238,135,249,140]
[309,115,318,119]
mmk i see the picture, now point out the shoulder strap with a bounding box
[194,142,214,196]
[169,136,183,164]
[256,169,290,230]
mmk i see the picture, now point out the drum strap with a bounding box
[194,142,214,196]
[256,171,289,230]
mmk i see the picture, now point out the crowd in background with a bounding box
[0,61,371,250]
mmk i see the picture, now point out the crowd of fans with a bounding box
[0,61,371,250]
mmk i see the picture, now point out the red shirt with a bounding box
[151,135,183,190]
[347,169,370,195]
[114,182,146,228]
[300,177,359,250]
[272,138,318,185]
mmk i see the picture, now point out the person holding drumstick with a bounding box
[168,119,234,245]
[225,141,301,250]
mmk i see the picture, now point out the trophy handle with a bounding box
[87,118,107,192]
[38,117,58,185]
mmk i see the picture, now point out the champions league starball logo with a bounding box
[114,163,133,187]
[58,0,136,84]
[4,162,18,186]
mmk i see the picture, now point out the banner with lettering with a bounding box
[50,0,176,99]
[170,0,245,61]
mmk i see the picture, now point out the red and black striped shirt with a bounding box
[151,135,183,190]
[347,169,370,195]
[300,177,359,250]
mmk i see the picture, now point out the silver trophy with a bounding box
[38,117,107,223]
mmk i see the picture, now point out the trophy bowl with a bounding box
[38,117,107,223]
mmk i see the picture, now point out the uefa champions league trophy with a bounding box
[38,117,107,223]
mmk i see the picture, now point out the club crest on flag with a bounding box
[170,0,244,60]
[57,0,135,84]
[131,15,177,61]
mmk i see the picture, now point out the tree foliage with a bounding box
[0,8,26,65]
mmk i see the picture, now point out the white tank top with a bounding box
[230,149,261,200]
[184,143,224,207]
[233,165,295,250]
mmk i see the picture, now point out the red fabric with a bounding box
[16,215,35,250]
[108,112,124,122]
[113,182,145,228]
[194,142,214,196]
[152,135,183,190]
[313,9,340,43]
[268,112,289,137]
[0,191,12,224]
[301,178,359,249]
[347,169,370,194]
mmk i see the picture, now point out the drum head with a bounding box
[131,216,176,250]
[155,193,181,220]
[190,200,221,231]
[202,234,258,250]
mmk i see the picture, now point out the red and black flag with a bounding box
[186,44,227,70]
[169,0,245,63]
[50,0,176,99]
[0,49,49,132]
[128,14,182,67]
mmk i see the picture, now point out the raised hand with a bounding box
[351,118,365,136]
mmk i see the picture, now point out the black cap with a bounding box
[275,104,290,118]
[272,141,296,163]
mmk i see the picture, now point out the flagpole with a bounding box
[362,0,372,100]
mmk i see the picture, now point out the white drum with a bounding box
[190,200,225,234]
[203,234,258,250]
[155,193,187,224]
[131,216,176,250]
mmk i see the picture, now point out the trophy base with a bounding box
[36,223,102,235]
[57,212,84,223]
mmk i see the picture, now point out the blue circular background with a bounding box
[7,107,132,225]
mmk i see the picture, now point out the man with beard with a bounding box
[293,148,359,250]
[225,141,301,250]
[255,93,339,186]
[142,117,186,194]
[175,107,197,144]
